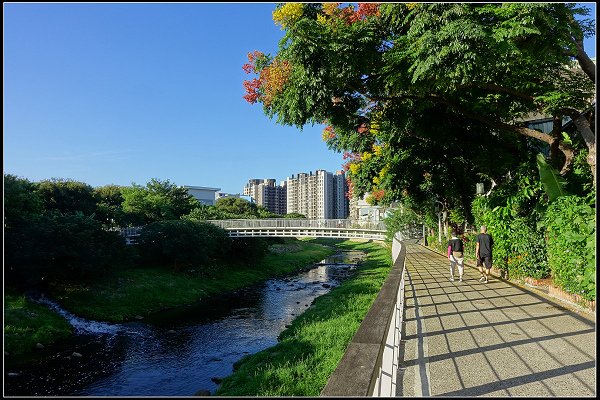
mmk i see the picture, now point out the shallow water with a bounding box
[4,251,365,396]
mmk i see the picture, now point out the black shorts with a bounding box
[477,256,492,269]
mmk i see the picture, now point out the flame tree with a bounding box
[243,3,595,219]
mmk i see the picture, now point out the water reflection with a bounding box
[4,251,363,396]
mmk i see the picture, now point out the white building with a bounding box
[184,186,221,206]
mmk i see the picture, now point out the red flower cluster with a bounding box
[324,125,336,139]
[372,188,385,201]
[342,151,361,161]
[242,50,265,74]
[354,3,380,21]
[345,177,355,199]
[323,3,380,25]
[243,78,262,104]
[357,122,369,134]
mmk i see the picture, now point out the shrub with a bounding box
[543,195,595,300]
[137,220,231,271]
[471,196,549,279]
[4,212,127,289]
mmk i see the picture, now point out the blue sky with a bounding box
[4,3,597,194]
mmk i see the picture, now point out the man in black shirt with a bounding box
[476,225,494,283]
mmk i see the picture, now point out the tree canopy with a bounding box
[121,178,200,224]
[243,3,596,220]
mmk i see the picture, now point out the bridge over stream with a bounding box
[207,218,387,241]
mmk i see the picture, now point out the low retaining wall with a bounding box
[321,233,406,397]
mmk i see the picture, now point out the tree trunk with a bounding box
[570,111,596,186]
[574,40,596,83]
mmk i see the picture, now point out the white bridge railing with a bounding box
[207,219,386,231]
[207,219,387,241]
[119,219,388,243]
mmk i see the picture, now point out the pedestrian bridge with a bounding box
[206,219,387,241]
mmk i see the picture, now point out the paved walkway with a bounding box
[396,244,596,397]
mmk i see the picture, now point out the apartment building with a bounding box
[243,178,287,215]
[286,170,349,219]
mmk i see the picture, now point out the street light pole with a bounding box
[434,200,444,244]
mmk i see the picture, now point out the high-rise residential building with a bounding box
[286,170,349,219]
[243,178,287,215]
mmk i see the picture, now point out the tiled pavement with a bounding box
[396,243,596,397]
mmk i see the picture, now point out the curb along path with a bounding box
[396,244,596,397]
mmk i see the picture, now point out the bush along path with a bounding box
[215,239,393,396]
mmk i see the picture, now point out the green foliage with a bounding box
[383,206,422,242]
[536,153,569,202]
[49,240,335,322]
[121,178,200,224]
[4,290,73,355]
[183,198,279,221]
[183,204,227,221]
[36,178,98,216]
[94,184,128,228]
[543,195,595,300]
[4,212,128,289]
[215,197,259,217]
[229,238,270,261]
[3,174,43,228]
[470,165,550,279]
[246,2,595,217]
[137,220,230,272]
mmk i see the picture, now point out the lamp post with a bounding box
[434,200,444,244]
[476,183,484,195]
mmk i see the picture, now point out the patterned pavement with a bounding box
[396,244,596,397]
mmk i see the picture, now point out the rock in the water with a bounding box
[322,283,331,288]
[72,352,82,358]
[210,377,223,384]
[194,389,211,396]
[167,329,176,334]
[35,343,45,349]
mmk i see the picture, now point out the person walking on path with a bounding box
[447,228,465,282]
[476,225,494,283]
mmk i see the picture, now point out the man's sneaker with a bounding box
[479,276,486,282]
[450,277,455,282]
[459,277,463,282]
[484,278,488,284]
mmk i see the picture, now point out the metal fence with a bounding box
[207,219,387,231]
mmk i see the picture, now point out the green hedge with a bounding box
[543,195,595,301]
[471,196,549,279]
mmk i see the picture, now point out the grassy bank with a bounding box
[215,239,392,396]
[48,239,335,322]
[4,289,73,356]
[4,239,334,355]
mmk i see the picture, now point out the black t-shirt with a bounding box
[447,238,463,252]
[477,233,493,257]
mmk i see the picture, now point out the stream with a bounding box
[4,250,365,396]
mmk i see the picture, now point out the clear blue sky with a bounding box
[4,3,597,194]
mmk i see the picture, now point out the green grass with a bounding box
[4,289,73,355]
[48,239,335,322]
[215,239,393,396]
